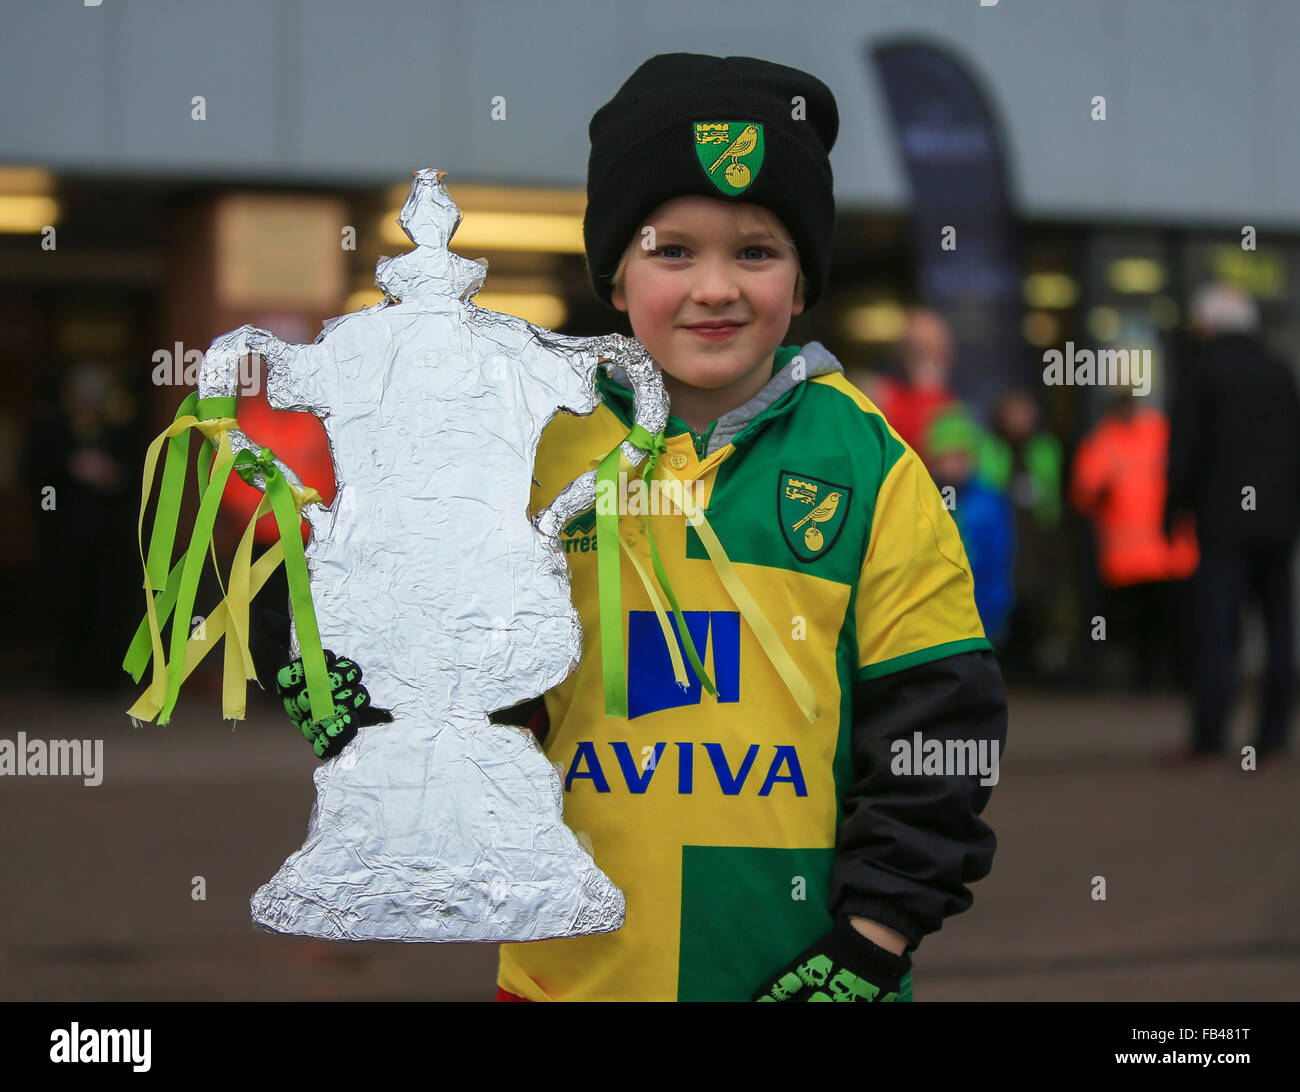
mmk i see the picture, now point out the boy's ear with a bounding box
[612,284,628,313]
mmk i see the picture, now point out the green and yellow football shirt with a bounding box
[497,344,990,1001]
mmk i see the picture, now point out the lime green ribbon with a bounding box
[123,394,335,727]
[253,453,335,723]
[595,422,716,718]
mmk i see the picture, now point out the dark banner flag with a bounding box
[871,39,1029,420]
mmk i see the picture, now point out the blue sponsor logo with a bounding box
[564,741,807,796]
[628,609,740,719]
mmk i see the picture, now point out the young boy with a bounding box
[276,52,1007,1002]
[492,53,1005,1002]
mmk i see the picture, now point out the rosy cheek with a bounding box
[647,294,677,324]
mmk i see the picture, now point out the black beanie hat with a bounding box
[584,53,839,311]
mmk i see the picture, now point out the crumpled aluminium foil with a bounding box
[197,168,669,941]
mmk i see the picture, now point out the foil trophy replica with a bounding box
[125,168,670,941]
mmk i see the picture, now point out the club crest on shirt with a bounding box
[778,470,851,562]
[694,121,765,196]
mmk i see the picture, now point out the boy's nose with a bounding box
[688,259,741,306]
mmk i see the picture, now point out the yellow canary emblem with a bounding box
[791,491,842,553]
[694,121,765,196]
[778,470,851,562]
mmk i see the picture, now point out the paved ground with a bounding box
[2,680,1295,1001]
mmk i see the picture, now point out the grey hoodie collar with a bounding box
[606,340,843,456]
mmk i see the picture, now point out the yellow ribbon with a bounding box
[127,479,323,723]
[681,491,821,725]
[590,421,819,725]
[128,539,284,722]
[129,407,241,717]
[126,393,330,725]
[618,532,691,690]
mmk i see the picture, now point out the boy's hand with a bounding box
[274,649,392,760]
[752,916,910,1002]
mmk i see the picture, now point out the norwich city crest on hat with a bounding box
[693,121,765,196]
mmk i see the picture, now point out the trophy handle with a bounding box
[197,324,307,494]
[533,334,669,541]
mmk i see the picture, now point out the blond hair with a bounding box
[611,204,805,304]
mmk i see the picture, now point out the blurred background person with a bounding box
[867,306,957,463]
[21,361,138,695]
[926,404,1015,647]
[1070,387,1197,694]
[977,389,1066,686]
[1165,283,1300,762]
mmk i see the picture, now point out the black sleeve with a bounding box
[248,596,293,687]
[829,649,1007,951]
[1285,363,1300,528]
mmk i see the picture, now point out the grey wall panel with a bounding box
[0,1,114,164]
[118,0,280,172]
[0,0,1295,224]
[1117,0,1257,220]
[288,0,464,183]
[966,1,1129,220]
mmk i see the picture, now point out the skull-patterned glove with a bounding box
[274,649,392,760]
[752,916,911,1002]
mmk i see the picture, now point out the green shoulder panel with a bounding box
[688,378,906,587]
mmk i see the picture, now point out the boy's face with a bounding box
[611,195,804,399]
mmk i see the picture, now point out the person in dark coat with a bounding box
[1165,283,1300,762]
[22,361,138,695]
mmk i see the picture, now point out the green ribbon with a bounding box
[123,395,335,727]
[143,392,202,587]
[256,454,334,725]
[125,395,234,678]
[159,424,239,721]
[124,394,226,680]
[595,422,715,718]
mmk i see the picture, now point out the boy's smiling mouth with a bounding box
[681,319,748,340]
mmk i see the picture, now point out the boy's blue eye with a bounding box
[654,245,772,260]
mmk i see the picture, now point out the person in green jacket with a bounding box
[976,390,1062,529]
[975,390,1068,684]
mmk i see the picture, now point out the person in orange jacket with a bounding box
[1070,389,1197,691]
